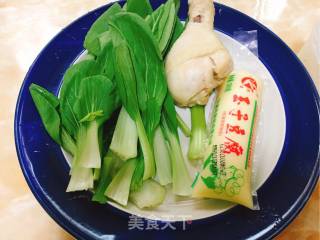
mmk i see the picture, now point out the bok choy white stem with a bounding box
[110,107,138,160]
[188,105,207,160]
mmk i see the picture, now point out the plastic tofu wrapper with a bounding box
[192,71,262,210]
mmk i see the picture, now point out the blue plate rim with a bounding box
[14,1,320,240]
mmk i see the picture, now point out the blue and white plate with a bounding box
[15,1,319,239]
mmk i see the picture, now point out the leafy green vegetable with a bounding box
[29,84,76,155]
[69,75,117,169]
[31,70,119,192]
[92,151,123,203]
[59,60,98,137]
[143,0,190,190]
[29,84,61,144]
[60,72,118,191]
[61,127,76,156]
[111,41,154,180]
[108,12,167,180]
[165,18,184,56]
[126,0,153,18]
[30,83,59,107]
[173,0,180,13]
[110,107,138,160]
[105,158,137,206]
[146,0,176,54]
[78,53,95,62]
[188,105,207,161]
[161,94,192,196]
[94,39,115,80]
[153,127,172,185]
[176,112,191,137]
[97,124,106,159]
[130,154,144,191]
[84,3,122,55]
[130,179,166,209]
[74,75,116,126]
[30,0,192,205]
[93,168,100,181]
[66,165,94,192]
[74,121,101,168]
[162,94,179,135]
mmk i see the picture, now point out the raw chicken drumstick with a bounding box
[165,0,233,160]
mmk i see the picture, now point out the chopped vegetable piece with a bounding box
[161,95,192,196]
[66,167,94,192]
[176,112,191,137]
[110,107,138,160]
[74,121,101,168]
[154,127,172,185]
[93,168,100,181]
[130,179,166,209]
[61,127,76,156]
[105,158,137,206]
[188,105,207,160]
[130,155,144,191]
[92,151,123,203]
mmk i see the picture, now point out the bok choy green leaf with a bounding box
[29,84,61,144]
[29,84,76,156]
[126,0,153,18]
[145,0,176,54]
[84,3,122,55]
[130,154,144,192]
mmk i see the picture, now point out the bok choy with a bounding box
[29,0,197,210]
[112,41,154,179]
[29,84,76,156]
[130,179,166,209]
[108,12,168,180]
[84,3,122,55]
[61,74,119,191]
[161,94,192,196]
[105,158,137,206]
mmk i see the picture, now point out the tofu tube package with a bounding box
[192,71,262,209]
